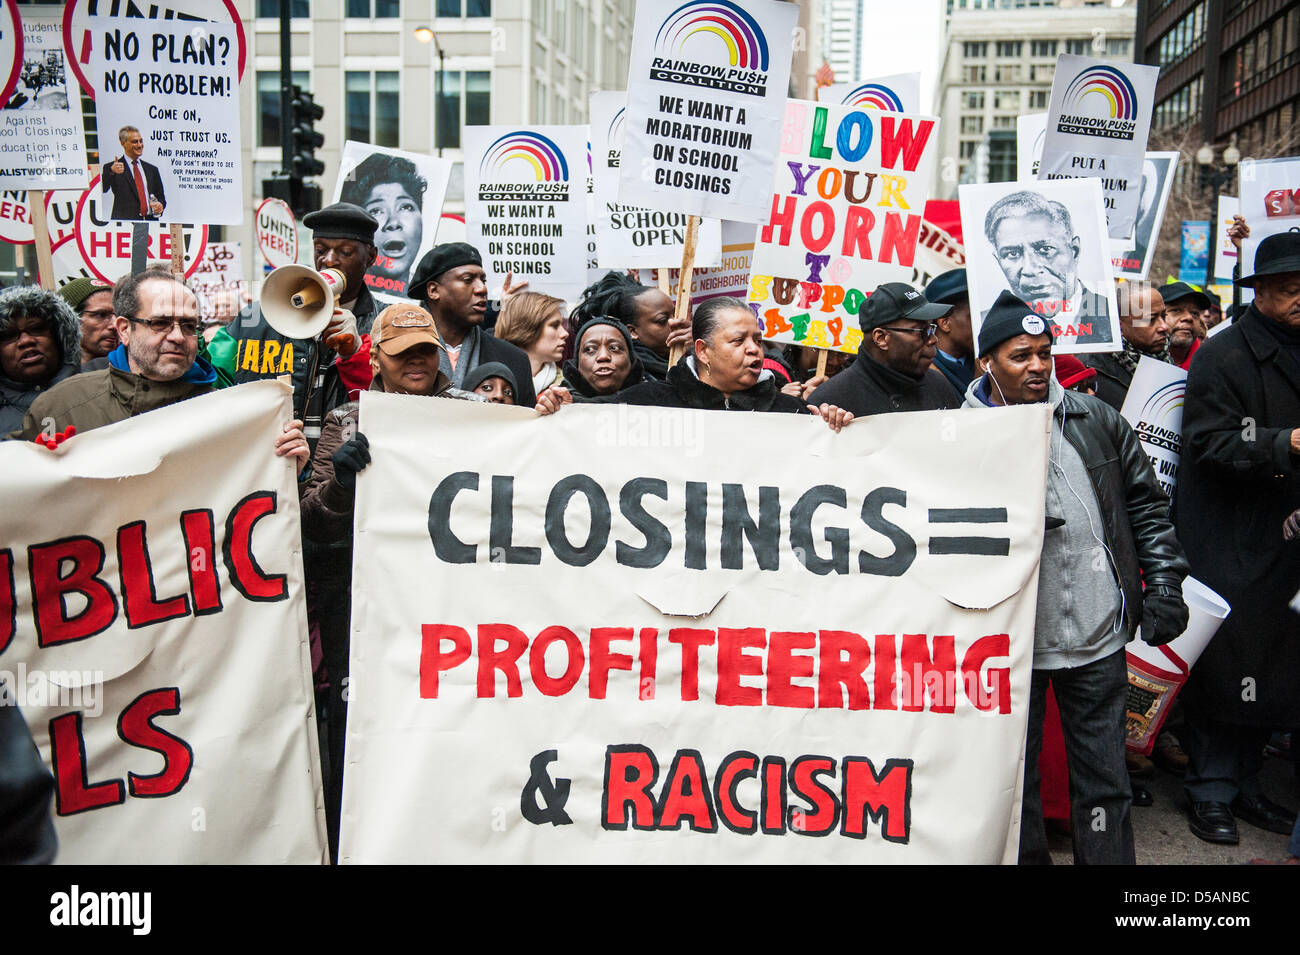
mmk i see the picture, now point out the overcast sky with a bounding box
[857,0,946,112]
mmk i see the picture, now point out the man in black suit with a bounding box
[982,189,1115,348]
[101,125,166,221]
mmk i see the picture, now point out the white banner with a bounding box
[0,7,89,192]
[341,396,1048,863]
[638,218,756,304]
[618,0,798,223]
[1239,156,1300,246]
[1119,355,1186,499]
[591,90,721,270]
[464,124,589,303]
[1039,56,1159,240]
[0,380,326,863]
[1110,152,1179,280]
[88,15,242,224]
[1016,112,1046,182]
[818,73,921,113]
[333,141,453,303]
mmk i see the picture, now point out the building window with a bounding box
[436,70,490,149]
[1105,38,1130,57]
[963,65,987,82]
[348,0,400,15]
[1031,40,1056,57]
[964,91,985,110]
[257,71,309,148]
[1029,89,1049,109]
[438,0,491,14]
[961,116,984,134]
[1157,3,1205,67]
[992,115,1016,129]
[995,90,1019,110]
[959,141,977,159]
[996,41,1022,57]
[258,0,310,16]
[994,64,1021,82]
[346,70,400,148]
[1065,38,1090,55]
[963,41,988,58]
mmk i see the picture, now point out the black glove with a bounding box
[331,432,370,493]
[1140,585,1189,646]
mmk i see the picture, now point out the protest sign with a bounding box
[1038,55,1159,240]
[341,396,1048,864]
[1016,112,1046,182]
[72,174,207,283]
[87,15,242,225]
[464,124,589,302]
[1211,195,1239,285]
[591,90,721,270]
[1179,221,1210,284]
[0,188,35,244]
[189,240,244,321]
[62,0,247,97]
[256,196,297,270]
[748,99,939,354]
[585,140,606,290]
[0,6,88,192]
[1110,152,1178,280]
[47,232,93,287]
[818,72,921,113]
[910,215,965,290]
[638,219,755,303]
[0,380,327,863]
[1239,155,1300,243]
[0,0,19,108]
[1120,355,1186,499]
[960,177,1121,354]
[333,141,453,302]
[618,0,798,223]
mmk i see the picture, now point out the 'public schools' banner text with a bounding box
[342,398,1050,863]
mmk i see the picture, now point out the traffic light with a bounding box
[290,85,325,180]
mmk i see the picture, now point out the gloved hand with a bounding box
[331,432,370,493]
[1140,585,1189,646]
[33,425,75,449]
[324,307,360,357]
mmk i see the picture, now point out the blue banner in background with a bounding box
[1180,220,1210,285]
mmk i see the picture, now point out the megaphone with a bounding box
[260,265,347,340]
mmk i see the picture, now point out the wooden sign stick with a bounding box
[29,190,55,291]
[815,349,828,379]
[169,222,185,279]
[656,267,671,296]
[667,214,700,368]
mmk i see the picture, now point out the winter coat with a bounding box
[806,351,959,416]
[606,357,809,413]
[1174,305,1300,724]
[0,286,83,435]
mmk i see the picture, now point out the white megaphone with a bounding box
[260,265,347,340]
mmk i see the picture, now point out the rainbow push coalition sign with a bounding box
[818,72,922,115]
[464,125,589,301]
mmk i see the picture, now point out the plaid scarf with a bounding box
[1115,338,1172,375]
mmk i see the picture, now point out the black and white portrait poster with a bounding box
[959,177,1121,355]
[1110,151,1179,280]
[332,141,453,303]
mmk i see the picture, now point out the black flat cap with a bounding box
[861,281,951,331]
[302,202,377,245]
[978,290,1050,357]
[408,242,483,299]
[1238,232,1300,287]
[1159,281,1212,310]
[925,268,968,305]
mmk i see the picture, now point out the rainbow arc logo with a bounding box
[654,0,769,70]
[480,131,570,183]
[840,83,904,111]
[1056,65,1139,140]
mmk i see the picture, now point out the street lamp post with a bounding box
[415,26,446,157]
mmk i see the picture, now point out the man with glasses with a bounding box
[57,277,117,370]
[807,282,959,415]
[0,286,84,435]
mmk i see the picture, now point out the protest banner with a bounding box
[0,380,327,863]
[638,219,755,304]
[1110,152,1178,280]
[1,6,88,193]
[910,215,965,290]
[1016,112,1046,182]
[1120,355,1186,499]
[1179,221,1210,285]
[618,0,798,223]
[960,177,1121,354]
[747,99,939,354]
[72,175,207,283]
[817,72,921,113]
[1239,155,1300,244]
[1211,195,1239,285]
[341,396,1048,864]
[87,15,242,225]
[189,240,244,321]
[464,124,589,302]
[590,90,721,270]
[256,196,297,271]
[61,0,247,98]
[333,141,453,303]
[1038,55,1160,240]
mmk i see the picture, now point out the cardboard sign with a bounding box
[341,396,1049,864]
[255,196,297,270]
[464,124,589,302]
[1109,152,1179,280]
[1039,55,1159,240]
[88,15,242,224]
[332,141,453,302]
[1119,355,1186,498]
[189,240,244,321]
[0,380,327,863]
[0,6,89,192]
[1211,196,1240,285]
[960,177,1121,354]
[72,174,207,283]
[748,99,939,353]
[590,90,721,270]
[638,219,756,303]
[817,72,921,113]
[618,0,798,223]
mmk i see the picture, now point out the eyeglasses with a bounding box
[879,323,938,338]
[0,322,55,345]
[127,317,199,337]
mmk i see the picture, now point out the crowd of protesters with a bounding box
[2,197,1297,867]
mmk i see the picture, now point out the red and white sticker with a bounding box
[0,0,23,109]
[256,197,297,269]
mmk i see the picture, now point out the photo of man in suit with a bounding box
[982,189,1113,347]
[102,125,166,221]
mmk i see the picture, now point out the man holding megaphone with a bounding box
[206,203,381,447]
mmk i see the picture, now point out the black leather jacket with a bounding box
[1053,386,1189,636]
